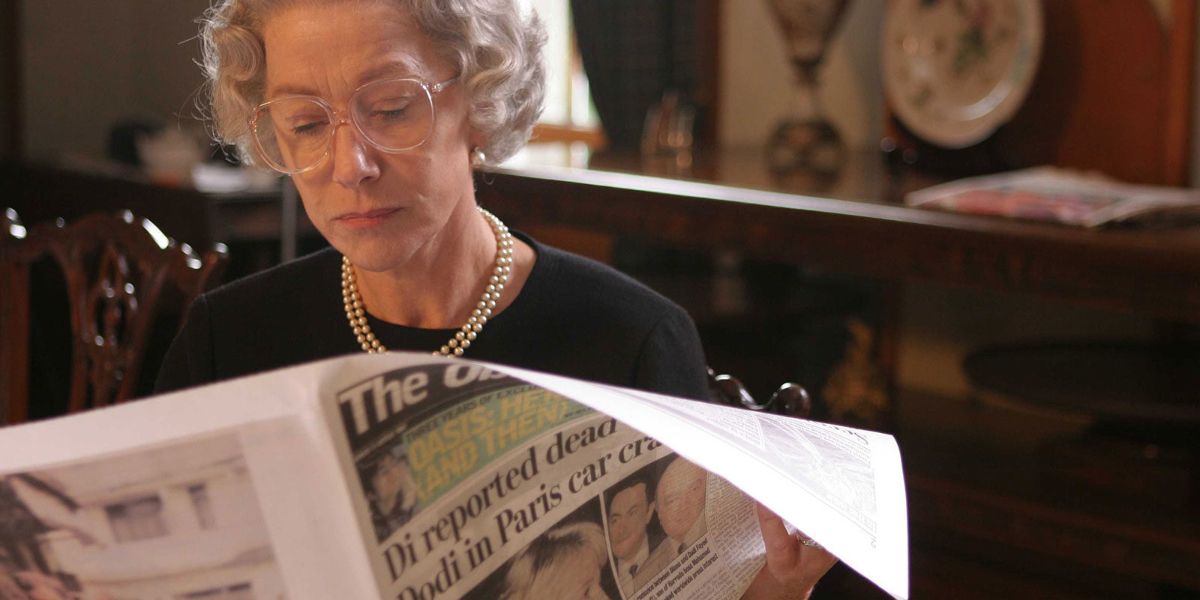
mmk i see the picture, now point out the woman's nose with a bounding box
[330,121,380,187]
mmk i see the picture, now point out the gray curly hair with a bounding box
[198,0,546,166]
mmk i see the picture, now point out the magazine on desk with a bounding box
[905,166,1200,228]
[0,353,908,600]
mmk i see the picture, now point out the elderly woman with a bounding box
[155,0,709,400]
[155,0,835,596]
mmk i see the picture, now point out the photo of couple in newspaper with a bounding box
[0,353,909,600]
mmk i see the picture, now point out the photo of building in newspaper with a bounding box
[0,432,285,599]
[461,499,619,600]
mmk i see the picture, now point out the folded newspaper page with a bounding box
[0,353,908,600]
[906,166,1200,227]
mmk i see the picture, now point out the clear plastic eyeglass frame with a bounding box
[249,75,459,175]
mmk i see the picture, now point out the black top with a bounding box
[154,234,710,400]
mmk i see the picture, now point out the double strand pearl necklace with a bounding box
[341,207,514,357]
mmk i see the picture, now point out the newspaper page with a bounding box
[905,166,1200,227]
[0,353,908,600]
[323,355,908,600]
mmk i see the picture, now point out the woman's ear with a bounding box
[468,128,488,155]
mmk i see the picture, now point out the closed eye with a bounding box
[372,106,410,121]
[364,95,417,124]
[292,120,329,136]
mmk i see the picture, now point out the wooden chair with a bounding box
[0,208,228,425]
[708,367,812,419]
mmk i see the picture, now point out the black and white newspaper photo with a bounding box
[0,363,389,599]
[0,432,286,599]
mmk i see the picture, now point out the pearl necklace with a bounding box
[341,207,513,357]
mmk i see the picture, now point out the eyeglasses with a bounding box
[249,76,458,175]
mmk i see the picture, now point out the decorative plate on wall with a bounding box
[883,0,1043,149]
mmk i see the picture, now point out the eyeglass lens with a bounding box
[252,79,435,173]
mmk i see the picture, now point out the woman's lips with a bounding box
[335,207,402,228]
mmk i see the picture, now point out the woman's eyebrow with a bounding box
[264,60,425,99]
[356,63,420,85]
[266,82,318,98]
[357,51,433,84]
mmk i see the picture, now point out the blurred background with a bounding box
[3,1,1199,598]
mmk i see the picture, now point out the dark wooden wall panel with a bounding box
[1002,0,1195,185]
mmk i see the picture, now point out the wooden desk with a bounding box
[478,147,1200,323]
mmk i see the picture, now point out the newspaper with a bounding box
[905,166,1200,228]
[0,353,908,600]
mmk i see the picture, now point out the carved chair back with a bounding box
[0,209,227,424]
[707,367,812,419]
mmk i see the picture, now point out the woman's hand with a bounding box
[741,503,839,600]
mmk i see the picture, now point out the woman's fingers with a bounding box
[743,503,839,600]
[757,502,801,571]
